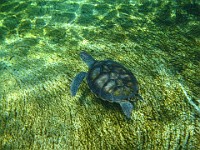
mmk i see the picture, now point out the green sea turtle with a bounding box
[70,51,143,119]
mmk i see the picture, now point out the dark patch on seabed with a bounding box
[0,0,199,149]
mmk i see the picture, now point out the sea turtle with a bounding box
[70,51,143,119]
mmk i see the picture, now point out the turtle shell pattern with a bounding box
[87,60,139,102]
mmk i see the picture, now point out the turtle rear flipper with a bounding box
[70,72,87,96]
[119,101,133,119]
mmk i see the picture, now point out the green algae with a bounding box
[18,20,32,34]
[0,0,199,149]
[45,28,66,43]
[35,18,46,28]
[3,16,20,30]
[0,26,7,42]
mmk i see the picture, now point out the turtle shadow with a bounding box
[79,90,132,119]
[96,98,120,111]
[78,87,136,122]
[78,88,120,110]
[96,98,135,122]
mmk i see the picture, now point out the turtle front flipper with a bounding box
[119,101,133,119]
[70,72,87,96]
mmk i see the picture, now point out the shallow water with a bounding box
[0,0,199,149]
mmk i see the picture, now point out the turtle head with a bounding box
[80,51,96,68]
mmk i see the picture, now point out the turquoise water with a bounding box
[0,0,200,149]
